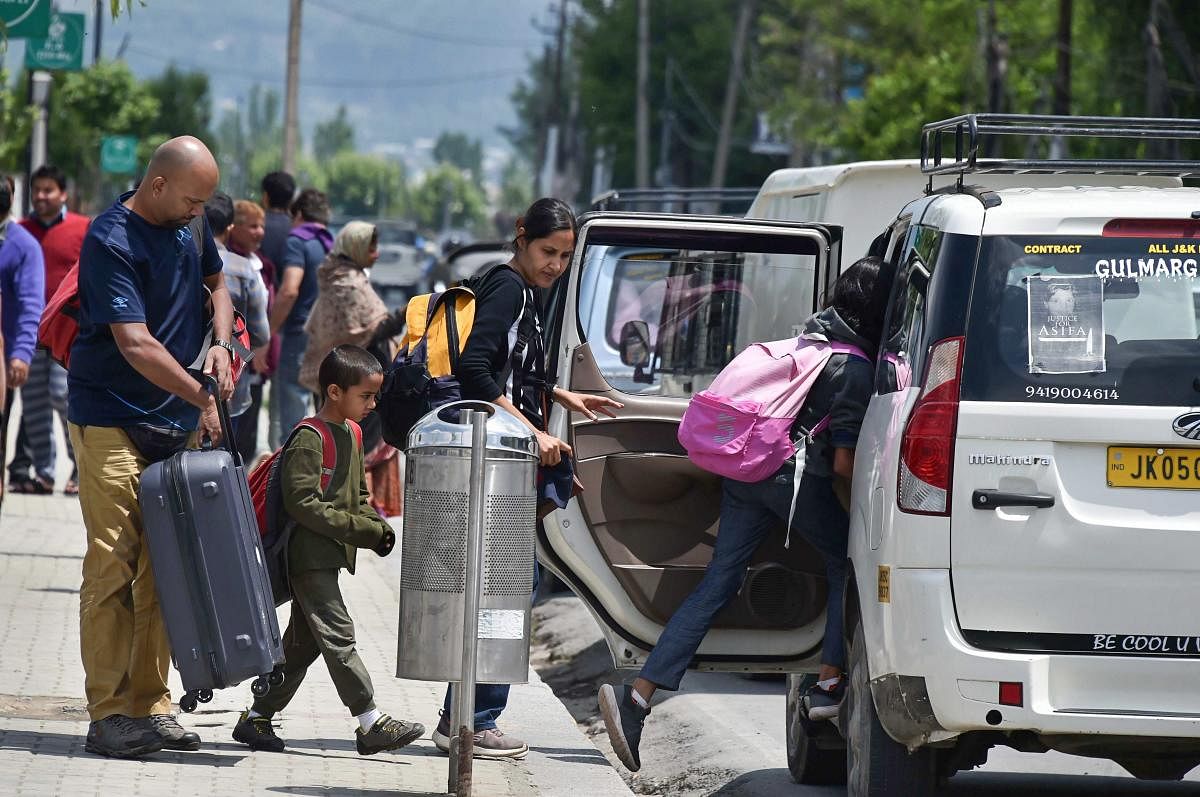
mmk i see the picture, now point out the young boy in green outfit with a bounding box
[233,344,424,755]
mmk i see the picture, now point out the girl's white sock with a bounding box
[357,707,382,732]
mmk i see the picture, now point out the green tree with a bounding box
[432,131,483,185]
[48,61,160,209]
[410,163,487,234]
[0,69,35,173]
[145,65,216,148]
[318,152,406,218]
[497,156,533,216]
[313,105,355,162]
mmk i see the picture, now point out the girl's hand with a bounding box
[534,430,572,466]
[555,388,623,421]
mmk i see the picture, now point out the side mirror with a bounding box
[619,320,652,369]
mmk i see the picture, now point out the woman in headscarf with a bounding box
[300,221,406,516]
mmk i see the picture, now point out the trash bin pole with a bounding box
[449,409,488,795]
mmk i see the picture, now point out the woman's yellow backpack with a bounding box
[379,264,524,446]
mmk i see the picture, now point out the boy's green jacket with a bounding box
[280,422,390,573]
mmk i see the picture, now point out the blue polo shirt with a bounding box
[68,193,222,431]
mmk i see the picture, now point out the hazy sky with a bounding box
[9,0,550,156]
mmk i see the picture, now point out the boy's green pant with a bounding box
[252,568,376,717]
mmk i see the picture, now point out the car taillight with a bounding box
[1102,218,1200,238]
[898,337,964,516]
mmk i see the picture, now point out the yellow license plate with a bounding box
[1107,446,1200,489]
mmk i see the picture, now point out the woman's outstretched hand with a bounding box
[554,388,623,421]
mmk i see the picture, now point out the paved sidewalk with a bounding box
[0,491,630,797]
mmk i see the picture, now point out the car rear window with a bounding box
[961,235,1200,406]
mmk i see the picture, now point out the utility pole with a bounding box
[93,0,104,64]
[283,0,303,174]
[1049,0,1071,158]
[984,0,1008,157]
[711,0,755,189]
[635,0,651,188]
[540,0,569,197]
[1144,0,1170,158]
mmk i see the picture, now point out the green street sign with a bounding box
[25,12,85,71]
[0,0,51,39]
[100,135,139,174]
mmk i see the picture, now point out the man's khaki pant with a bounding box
[69,424,172,721]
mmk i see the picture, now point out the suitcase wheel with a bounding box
[251,676,270,697]
[180,692,199,713]
[268,668,285,688]
[197,689,214,704]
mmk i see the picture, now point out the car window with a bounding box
[577,235,821,397]
[878,224,936,394]
[962,235,1200,406]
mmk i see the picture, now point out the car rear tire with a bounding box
[844,620,939,796]
[785,673,847,785]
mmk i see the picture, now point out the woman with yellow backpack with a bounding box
[414,197,622,758]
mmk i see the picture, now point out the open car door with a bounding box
[539,213,843,672]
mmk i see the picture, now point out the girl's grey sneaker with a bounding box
[232,710,285,752]
[598,683,649,772]
[804,677,846,721]
[85,714,164,759]
[356,714,425,755]
[148,714,201,751]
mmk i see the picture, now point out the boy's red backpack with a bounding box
[248,417,362,605]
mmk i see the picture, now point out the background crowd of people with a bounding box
[0,166,405,515]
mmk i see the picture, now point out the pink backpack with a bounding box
[678,337,869,484]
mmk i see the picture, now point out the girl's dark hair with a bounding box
[319,344,382,395]
[828,255,892,343]
[513,197,577,250]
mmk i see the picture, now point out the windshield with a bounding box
[962,235,1200,406]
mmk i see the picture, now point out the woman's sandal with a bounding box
[63,480,79,497]
[9,477,52,495]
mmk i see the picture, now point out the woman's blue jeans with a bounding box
[441,565,540,731]
[639,470,849,692]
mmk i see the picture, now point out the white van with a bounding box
[535,115,1200,793]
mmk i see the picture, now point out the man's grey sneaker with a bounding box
[232,710,285,752]
[148,714,201,751]
[356,714,425,755]
[85,714,164,759]
[598,683,649,772]
[803,677,846,721]
[432,712,529,759]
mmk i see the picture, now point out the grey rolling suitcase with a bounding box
[139,385,284,712]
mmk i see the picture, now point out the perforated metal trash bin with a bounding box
[396,401,538,684]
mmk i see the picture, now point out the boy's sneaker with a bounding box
[232,710,285,752]
[85,714,164,759]
[356,714,425,755]
[597,683,649,772]
[432,712,529,759]
[148,714,201,751]
[803,677,846,721]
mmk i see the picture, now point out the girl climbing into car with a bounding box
[598,255,893,773]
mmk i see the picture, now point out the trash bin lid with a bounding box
[408,401,538,457]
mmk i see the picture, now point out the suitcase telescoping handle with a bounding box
[199,373,242,467]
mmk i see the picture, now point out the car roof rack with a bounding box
[921,113,1200,192]
[589,187,759,215]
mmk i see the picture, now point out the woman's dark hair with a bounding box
[514,197,577,250]
[827,255,892,343]
[290,187,331,224]
[319,344,383,395]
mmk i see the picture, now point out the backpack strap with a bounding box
[294,418,339,496]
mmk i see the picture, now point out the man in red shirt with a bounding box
[8,165,89,495]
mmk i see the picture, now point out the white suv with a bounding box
[536,115,1200,793]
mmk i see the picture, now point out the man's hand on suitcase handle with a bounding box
[198,375,223,447]
[374,528,396,558]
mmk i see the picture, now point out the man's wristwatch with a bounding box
[213,338,235,356]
